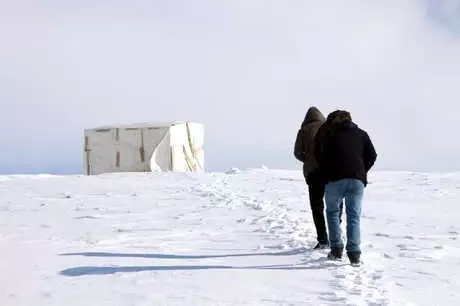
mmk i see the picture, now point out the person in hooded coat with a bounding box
[316,110,377,265]
[294,106,330,249]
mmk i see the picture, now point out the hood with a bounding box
[302,107,325,127]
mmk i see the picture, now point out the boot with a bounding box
[327,247,343,260]
[313,242,329,250]
[347,251,361,265]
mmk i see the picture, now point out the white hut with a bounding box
[83,121,204,175]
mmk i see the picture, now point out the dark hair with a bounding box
[327,110,352,124]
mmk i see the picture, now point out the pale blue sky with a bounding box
[0,0,459,174]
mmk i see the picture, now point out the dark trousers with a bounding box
[306,169,343,244]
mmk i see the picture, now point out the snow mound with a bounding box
[225,167,241,174]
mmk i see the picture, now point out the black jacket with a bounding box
[316,120,377,186]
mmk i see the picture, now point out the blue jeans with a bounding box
[325,179,364,253]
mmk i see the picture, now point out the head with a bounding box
[302,106,325,127]
[327,109,352,125]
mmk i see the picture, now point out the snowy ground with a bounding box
[1,169,459,305]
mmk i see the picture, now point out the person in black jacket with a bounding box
[315,110,377,265]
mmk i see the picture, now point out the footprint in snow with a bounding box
[324,252,389,306]
[75,215,101,220]
[374,233,417,241]
[397,244,420,251]
[319,292,347,303]
[374,233,391,238]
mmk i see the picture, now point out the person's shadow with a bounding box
[59,248,340,277]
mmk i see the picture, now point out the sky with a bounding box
[0,0,460,174]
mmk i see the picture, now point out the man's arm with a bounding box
[294,129,305,162]
[363,131,377,172]
[314,125,326,167]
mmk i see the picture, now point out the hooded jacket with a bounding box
[316,111,377,186]
[294,107,326,175]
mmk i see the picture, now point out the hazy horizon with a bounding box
[1,0,460,174]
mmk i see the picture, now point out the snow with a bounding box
[1,169,459,305]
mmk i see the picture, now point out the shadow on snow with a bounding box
[60,262,342,277]
[59,249,343,277]
[60,248,308,260]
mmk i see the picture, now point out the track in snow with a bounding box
[191,170,392,305]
